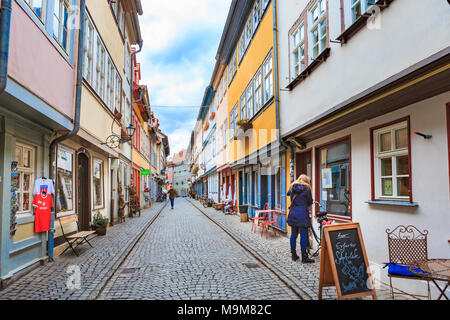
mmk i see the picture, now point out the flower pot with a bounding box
[94,226,107,236]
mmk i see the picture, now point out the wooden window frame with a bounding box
[370,116,412,203]
[253,67,263,115]
[92,157,105,210]
[53,0,71,52]
[24,0,46,23]
[309,0,328,60]
[314,135,353,222]
[262,51,274,106]
[56,144,76,215]
[83,15,94,84]
[14,142,36,216]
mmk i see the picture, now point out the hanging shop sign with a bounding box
[140,169,151,176]
[318,223,377,300]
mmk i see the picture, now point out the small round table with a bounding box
[410,259,450,300]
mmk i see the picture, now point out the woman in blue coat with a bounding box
[287,174,315,263]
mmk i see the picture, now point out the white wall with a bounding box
[306,92,450,298]
[278,0,450,136]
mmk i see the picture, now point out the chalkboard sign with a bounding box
[319,223,377,300]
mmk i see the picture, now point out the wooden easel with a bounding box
[318,223,377,300]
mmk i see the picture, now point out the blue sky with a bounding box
[139,0,232,157]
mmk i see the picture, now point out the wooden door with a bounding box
[296,151,312,181]
[77,153,91,231]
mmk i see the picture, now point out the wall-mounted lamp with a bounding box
[413,132,432,139]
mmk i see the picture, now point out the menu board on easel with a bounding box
[318,223,377,300]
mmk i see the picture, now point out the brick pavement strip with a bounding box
[187,199,415,301]
[0,202,166,300]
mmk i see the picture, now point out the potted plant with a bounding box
[237,119,252,132]
[92,211,109,236]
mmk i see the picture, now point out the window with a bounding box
[107,59,115,110]
[373,121,410,200]
[93,158,104,209]
[124,42,132,83]
[344,0,373,25]
[133,114,141,151]
[240,92,246,121]
[95,38,106,99]
[230,104,238,140]
[351,0,362,22]
[53,0,70,52]
[291,23,306,77]
[262,53,273,105]
[244,16,252,50]
[25,0,45,22]
[317,140,351,218]
[13,143,35,215]
[83,17,94,82]
[115,73,122,112]
[245,82,254,119]
[228,49,237,85]
[238,32,245,63]
[252,0,261,34]
[56,146,74,214]
[310,0,328,59]
[253,68,262,114]
[262,0,270,11]
[223,119,228,148]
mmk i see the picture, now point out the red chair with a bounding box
[250,203,269,233]
[250,211,268,233]
[261,210,282,240]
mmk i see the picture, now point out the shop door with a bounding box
[260,175,268,209]
[77,153,91,231]
[110,169,114,226]
[296,151,312,181]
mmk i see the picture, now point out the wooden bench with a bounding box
[58,215,96,257]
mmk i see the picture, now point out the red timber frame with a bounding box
[314,135,352,222]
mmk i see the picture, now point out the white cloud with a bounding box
[136,0,232,155]
[140,0,231,54]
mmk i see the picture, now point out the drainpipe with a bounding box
[0,0,12,94]
[130,40,143,185]
[47,0,86,262]
[272,0,280,140]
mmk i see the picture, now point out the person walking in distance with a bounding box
[287,174,315,263]
[168,186,178,210]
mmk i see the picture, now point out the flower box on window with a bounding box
[209,112,216,121]
[203,122,210,132]
[237,119,253,132]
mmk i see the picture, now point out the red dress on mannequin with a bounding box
[32,193,53,233]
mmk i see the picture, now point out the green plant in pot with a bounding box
[92,211,109,236]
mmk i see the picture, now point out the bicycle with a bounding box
[201,196,214,208]
[309,201,334,257]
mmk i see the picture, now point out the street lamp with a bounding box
[126,124,136,138]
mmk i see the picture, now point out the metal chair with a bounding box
[261,211,281,240]
[386,225,431,300]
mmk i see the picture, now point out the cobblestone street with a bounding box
[0,198,415,300]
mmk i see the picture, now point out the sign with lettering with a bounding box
[318,223,377,300]
[140,170,151,176]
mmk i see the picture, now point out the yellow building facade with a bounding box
[223,0,284,223]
